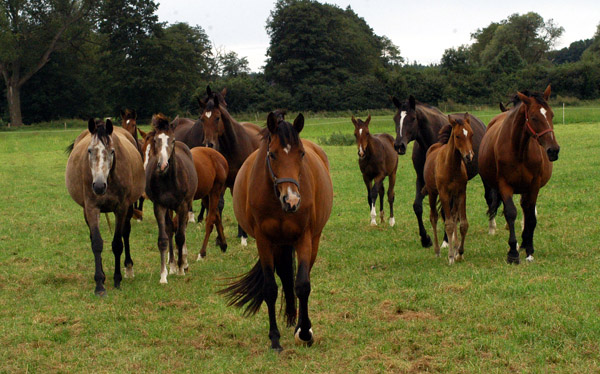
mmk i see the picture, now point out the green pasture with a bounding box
[1,113,600,373]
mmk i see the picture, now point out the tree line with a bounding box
[1,0,599,126]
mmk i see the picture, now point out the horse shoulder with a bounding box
[66,131,92,207]
[114,133,145,202]
[302,139,330,171]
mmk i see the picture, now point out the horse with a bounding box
[199,85,261,245]
[65,118,145,295]
[351,115,398,226]
[391,95,486,247]
[422,114,474,264]
[189,146,229,259]
[220,111,333,351]
[120,109,145,220]
[478,85,560,264]
[144,114,198,283]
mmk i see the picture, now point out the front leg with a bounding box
[295,233,315,347]
[84,206,105,296]
[362,176,374,224]
[520,191,539,262]
[175,202,190,275]
[154,204,170,283]
[111,208,127,289]
[499,181,519,264]
[123,205,135,279]
[456,191,468,261]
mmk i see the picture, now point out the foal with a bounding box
[145,114,198,283]
[422,114,474,264]
[351,115,398,226]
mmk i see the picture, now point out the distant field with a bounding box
[1,113,600,373]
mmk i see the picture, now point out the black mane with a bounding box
[511,90,547,106]
[261,117,300,146]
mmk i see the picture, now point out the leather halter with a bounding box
[524,109,554,140]
[266,144,300,199]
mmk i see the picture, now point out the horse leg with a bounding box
[456,192,468,261]
[275,245,297,328]
[362,175,373,224]
[197,200,216,260]
[256,235,282,351]
[175,203,189,275]
[499,182,519,264]
[111,208,126,289]
[187,204,195,223]
[428,192,440,257]
[369,175,385,226]
[123,205,134,278]
[414,176,432,247]
[295,233,314,346]
[197,200,206,222]
[387,170,396,227]
[520,191,539,262]
[165,211,177,275]
[378,181,385,224]
[484,182,499,235]
[154,204,170,284]
[209,188,228,253]
[84,206,106,296]
[440,191,455,264]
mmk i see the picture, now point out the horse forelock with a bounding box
[261,120,300,147]
[93,124,112,147]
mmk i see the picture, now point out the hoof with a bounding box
[526,255,534,262]
[220,243,228,252]
[169,263,177,275]
[241,237,248,247]
[196,253,205,261]
[188,212,195,223]
[294,328,314,347]
[124,266,134,279]
[370,219,377,226]
[455,254,463,262]
[421,236,432,248]
[94,289,107,297]
[488,228,496,235]
[448,257,455,265]
[506,255,520,265]
[389,217,395,227]
[271,344,283,352]
[159,278,168,284]
[441,241,449,249]
[177,267,185,276]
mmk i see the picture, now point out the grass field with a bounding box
[1,111,600,373]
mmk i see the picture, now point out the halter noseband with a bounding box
[524,109,554,141]
[266,144,300,199]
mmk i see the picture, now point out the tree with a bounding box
[0,0,96,126]
[214,48,250,77]
[582,23,600,62]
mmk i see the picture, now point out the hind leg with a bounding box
[123,205,134,278]
[499,182,519,264]
[154,204,170,284]
[484,182,498,235]
[428,192,440,257]
[165,211,177,274]
[414,176,432,247]
[378,181,385,224]
[174,203,189,275]
[111,208,127,289]
[256,235,282,351]
[85,207,106,295]
[387,171,396,227]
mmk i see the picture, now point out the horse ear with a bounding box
[392,96,401,109]
[88,118,96,133]
[293,113,304,133]
[120,109,125,118]
[499,102,507,112]
[517,91,531,105]
[409,95,416,110]
[106,119,114,135]
[197,97,205,111]
[267,112,278,134]
[543,84,551,101]
[221,87,227,97]
[351,115,358,127]
[171,115,180,130]
[365,115,371,126]
[464,113,470,125]
[448,115,457,127]
[206,85,212,96]
[137,127,147,139]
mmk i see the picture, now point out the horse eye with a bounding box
[269,151,276,160]
[301,151,306,158]
[87,149,92,154]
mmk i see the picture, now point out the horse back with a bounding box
[190,146,229,200]
[241,122,262,149]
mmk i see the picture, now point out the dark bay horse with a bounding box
[351,115,398,226]
[120,109,145,220]
[220,112,333,351]
[199,85,261,245]
[392,95,486,247]
[189,146,229,259]
[479,85,560,264]
[144,114,198,283]
[422,114,474,264]
[65,119,145,295]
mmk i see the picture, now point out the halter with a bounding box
[266,143,300,199]
[524,109,554,140]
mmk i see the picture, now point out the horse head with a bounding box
[392,95,418,155]
[516,85,560,162]
[150,113,176,174]
[266,111,305,213]
[448,114,474,166]
[120,109,137,138]
[87,118,115,195]
[351,115,371,159]
[200,86,226,150]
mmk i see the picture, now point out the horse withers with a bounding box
[144,114,198,283]
[65,118,145,295]
[120,109,145,221]
[351,115,398,226]
[220,112,333,351]
[422,114,474,264]
[479,85,560,264]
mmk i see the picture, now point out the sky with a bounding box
[156,0,599,72]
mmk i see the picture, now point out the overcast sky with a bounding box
[156,0,599,72]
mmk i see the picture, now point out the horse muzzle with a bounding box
[547,147,560,162]
[394,141,406,155]
[92,181,107,195]
[157,161,169,174]
[462,151,474,165]
[281,191,301,213]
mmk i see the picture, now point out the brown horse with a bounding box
[144,114,198,283]
[65,119,145,295]
[479,85,560,264]
[422,114,474,264]
[189,146,229,259]
[392,95,486,247]
[220,112,333,351]
[199,85,261,245]
[120,109,145,220]
[351,115,398,226]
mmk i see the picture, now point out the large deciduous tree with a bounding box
[0,0,96,126]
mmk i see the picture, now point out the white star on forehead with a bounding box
[284,144,292,154]
[463,129,468,137]
[359,129,363,135]
[205,111,212,118]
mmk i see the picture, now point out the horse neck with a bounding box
[507,104,533,157]
[219,106,241,146]
[440,130,463,171]
[416,107,444,149]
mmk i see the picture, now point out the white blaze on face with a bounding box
[399,111,407,136]
[284,144,292,154]
[463,129,468,137]
[126,119,130,125]
[205,111,212,119]
[91,142,110,181]
[359,145,364,157]
[143,144,151,170]
[157,133,170,169]
[540,108,547,122]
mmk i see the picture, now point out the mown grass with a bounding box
[1,113,600,373]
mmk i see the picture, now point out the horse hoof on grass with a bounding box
[421,236,432,248]
[95,289,107,297]
[240,237,248,247]
[294,328,314,347]
[526,255,534,262]
[220,243,228,252]
[506,255,520,265]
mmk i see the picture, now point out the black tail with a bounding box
[487,188,500,220]
[65,141,75,155]
[218,260,264,316]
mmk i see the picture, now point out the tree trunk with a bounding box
[7,84,23,127]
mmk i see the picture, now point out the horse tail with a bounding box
[65,141,75,155]
[218,260,264,316]
[486,188,500,220]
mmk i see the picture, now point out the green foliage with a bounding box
[318,131,355,146]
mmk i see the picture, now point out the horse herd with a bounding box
[64,84,559,351]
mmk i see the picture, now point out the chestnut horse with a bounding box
[144,114,198,283]
[479,85,560,264]
[351,115,398,226]
[422,114,474,264]
[392,95,486,247]
[220,112,333,351]
[199,85,261,245]
[120,109,145,220]
[65,119,145,295]
[189,146,229,259]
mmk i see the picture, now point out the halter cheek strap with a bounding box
[524,110,554,140]
[266,150,300,199]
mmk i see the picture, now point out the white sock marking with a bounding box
[441,241,449,249]
[241,237,248,247]
[370,204,377,226]
[389,217,395,227]
[526,255,534,262]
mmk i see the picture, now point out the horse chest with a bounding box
[258,217,305,243]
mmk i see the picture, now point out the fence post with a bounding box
[562,103,565,125]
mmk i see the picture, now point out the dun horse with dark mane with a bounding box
[351,115,398,226]
[479,85,560,263]
[220,112,333,351]
[65,118,145,295]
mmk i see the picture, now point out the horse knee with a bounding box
[460,220,469,234]
[413,201,423,215]
[295,278,311,300]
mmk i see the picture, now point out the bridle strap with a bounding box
[266,145,300,199]
[524,110,554,140]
